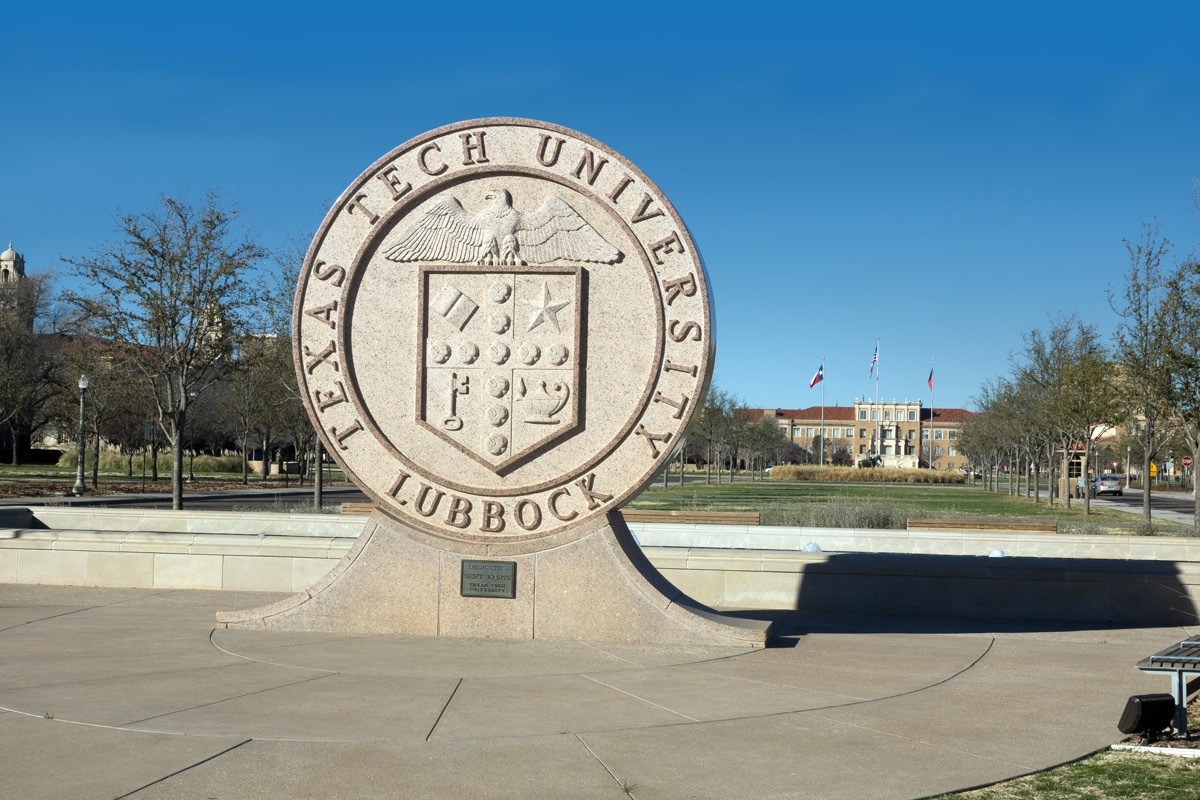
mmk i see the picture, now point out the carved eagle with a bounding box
[382,188,622,266]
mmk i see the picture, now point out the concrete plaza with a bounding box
[0,584,1192,799]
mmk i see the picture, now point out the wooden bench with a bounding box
[340,502,378,515]
[907,517,1057,534]
[621,509,760,525]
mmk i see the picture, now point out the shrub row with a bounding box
[769,465,965,484]
[56,449,243,474]
[762,498,912,529]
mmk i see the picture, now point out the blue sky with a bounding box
[5,2,1200,411]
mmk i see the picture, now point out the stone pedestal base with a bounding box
[217,511,772,647]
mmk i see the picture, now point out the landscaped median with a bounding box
[768,464,967,483]
[631,479,1189,534]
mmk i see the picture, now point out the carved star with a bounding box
[524,282,570,333]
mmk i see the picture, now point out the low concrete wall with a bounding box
[0,507,362,592]
[627,522,1200,562]
[0,506,366,538]
[649,548,1200,625]
[1,507,1197,625]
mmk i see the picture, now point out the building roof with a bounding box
[745,407,856,422]
[745,405,974,425]
[0,242,18,261]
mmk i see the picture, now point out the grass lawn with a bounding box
[939,750,1200,799]
[629,478,1190,534]
[0,463,84,483]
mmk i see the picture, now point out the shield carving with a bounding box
[417,265,584,474]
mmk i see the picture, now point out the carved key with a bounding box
[443,372,469,431]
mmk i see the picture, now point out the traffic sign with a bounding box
[1150,462,1158,477]
[1112,461,1119,469]
[1184,456,1193,468]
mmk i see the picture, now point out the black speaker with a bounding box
[1117,693,1176,736]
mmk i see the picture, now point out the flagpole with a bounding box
[874,338,880,463]
[819,357,825,466]
[930,357,936,470]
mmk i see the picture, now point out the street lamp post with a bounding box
[186,390,197,482]
[72,375,89,495]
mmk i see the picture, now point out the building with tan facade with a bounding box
[749,400,975,470]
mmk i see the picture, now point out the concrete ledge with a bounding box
[629,521,1200,561]
[0,508,1197,625]
[13,506,367,537]
[0,528,354,592]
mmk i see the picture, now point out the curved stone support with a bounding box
[218,510,772,647]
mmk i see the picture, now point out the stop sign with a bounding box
[1184,456,1194,468]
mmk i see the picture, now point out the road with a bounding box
[978,478,1195,523]
[1102,489,1196,520]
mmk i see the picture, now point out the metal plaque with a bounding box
[460,560,517,599]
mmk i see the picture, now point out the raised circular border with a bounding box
[294,118,716,548]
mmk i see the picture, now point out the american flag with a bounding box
[869,345,878,378]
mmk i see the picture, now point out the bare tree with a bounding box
[1110,223,1176,523]
[0,274,62,464]
[63,193,267,509]
[960,379,1014,492]
[1019,316,1117,513]
[692,385,736,484]
[744,416,787,478]
[1163,258,1200,535]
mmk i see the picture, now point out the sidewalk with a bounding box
[1,585,1192,799]
[0,484,363,508]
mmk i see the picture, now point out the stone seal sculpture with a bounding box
[219,119,772,645]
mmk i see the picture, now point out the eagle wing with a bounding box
[515,197,622,264]
[382,197,489,263]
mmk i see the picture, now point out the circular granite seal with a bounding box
[295,118,713,546]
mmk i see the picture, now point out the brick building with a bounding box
[749,400,975,470]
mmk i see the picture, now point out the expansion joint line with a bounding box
[119,672,337,727]
[581,674,698,721]
[0,604,102,634]
[113,738,252,798]
[425,678,463,741]
[574,733,638,800]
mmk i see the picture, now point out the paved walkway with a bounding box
[1,586,1193,799]
[0,485,364,509]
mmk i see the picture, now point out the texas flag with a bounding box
[809,363,824,389]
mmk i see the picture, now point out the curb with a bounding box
[1111,743,1200,758]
